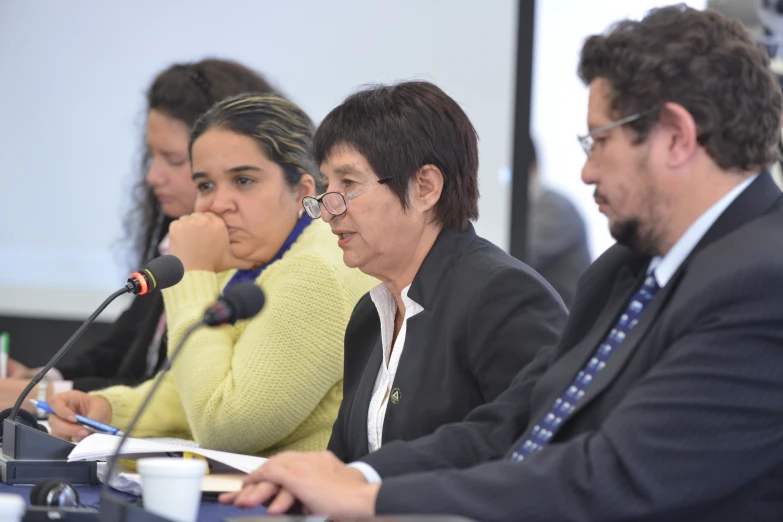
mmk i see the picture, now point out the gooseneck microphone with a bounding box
[125,255,186,296]
[6,255,185,426]
[203,281,266,326]
[100,282,265,520]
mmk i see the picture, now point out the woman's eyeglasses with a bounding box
[302,177,392,219]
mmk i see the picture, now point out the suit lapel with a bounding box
[381,309,433,444]
[524,172,781,437]
[347,335,383,460]
[574,173,781,414]
[407,225,476,308]
[692,172,780,254]
[523,263,641,432]
[570,268,682,417]
[376,225,474,446]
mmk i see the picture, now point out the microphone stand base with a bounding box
[23,505,99,521]
[0,419,98,485]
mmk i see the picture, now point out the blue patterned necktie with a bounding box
[510,274,661,462]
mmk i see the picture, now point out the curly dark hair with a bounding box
[124,59,278,268]
[314,81,479,231]
[578,4,783,173]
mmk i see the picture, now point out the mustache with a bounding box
[593,189,609,205]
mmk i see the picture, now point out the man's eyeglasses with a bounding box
[577,108,658,157]
[302,176,392,219]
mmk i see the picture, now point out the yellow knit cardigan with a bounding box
[91,220,377,457]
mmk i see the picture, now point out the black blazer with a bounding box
[328,224,568,462]
[363,174,783,522]
[57,291,168,391]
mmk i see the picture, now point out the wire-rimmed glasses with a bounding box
[577,108,658,157]
[302,176,392,219]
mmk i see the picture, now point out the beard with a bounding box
[610,217,659,256]
[604,144,662,256]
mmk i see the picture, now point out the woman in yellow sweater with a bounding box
[47,94,377,456]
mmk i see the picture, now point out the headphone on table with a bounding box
[0,408,87,510]
[0,408,49,442]
[29,478,81,508]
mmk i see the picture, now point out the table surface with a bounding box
[5,421,267,520]
[0,481,268,521]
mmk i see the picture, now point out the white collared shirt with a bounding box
[366,283,424,453]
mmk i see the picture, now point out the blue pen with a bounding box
[30,399,125,436]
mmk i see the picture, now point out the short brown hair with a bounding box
[578,4,783,172]
[314,81,479,230]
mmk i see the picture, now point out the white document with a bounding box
[69,434,267,473]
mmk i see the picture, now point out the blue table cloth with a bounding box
[0,482,268,521]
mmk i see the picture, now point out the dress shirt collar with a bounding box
[648,174,757,286]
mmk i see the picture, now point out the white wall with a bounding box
[0,1,717,321]
[531,0,707,260]
[0,0,517,320]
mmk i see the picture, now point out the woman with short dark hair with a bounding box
[304,81,567,461]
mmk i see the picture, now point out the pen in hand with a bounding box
[30,399,125,436]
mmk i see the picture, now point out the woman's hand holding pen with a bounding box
[48,391,113,442]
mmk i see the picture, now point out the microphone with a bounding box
[0,256,184,487]
[5,255,185,430]
[203,281,266,326]
[100,282,265,521]
[126,255,185,295]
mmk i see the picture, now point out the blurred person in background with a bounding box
[709,0,783,188]
[1,59,277,413]
[758,0,783,188]
[526,136,591,307]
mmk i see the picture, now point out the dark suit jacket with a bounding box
[328,224,568,462]
[362,174,783,522]
[57,291,168,391]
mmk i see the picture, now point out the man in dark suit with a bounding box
[223,6,783,520]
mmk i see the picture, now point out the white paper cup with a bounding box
[0,493,26,522]
[138,457,207,522]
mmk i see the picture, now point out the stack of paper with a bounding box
[68,434,267,473]
[69,434,267,495]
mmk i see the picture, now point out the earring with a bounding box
[298,208,304,218]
